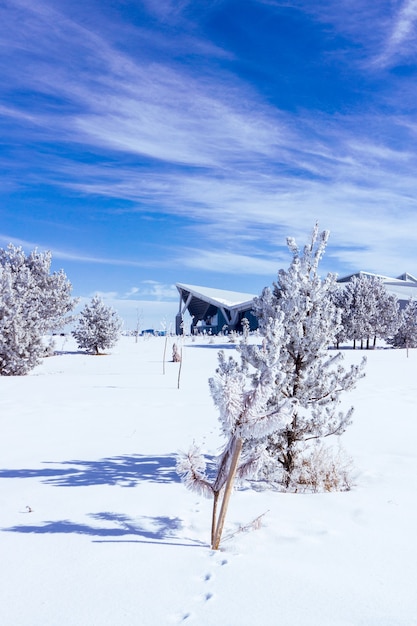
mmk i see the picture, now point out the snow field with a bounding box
[1,336,417,625]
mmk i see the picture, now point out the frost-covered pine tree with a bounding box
[339,275,374,349]
[0,244,77,375]
[178,225,366,546]
[72,295,122,354]
[369,279,399,347]
[330,285,352,349]
[241,224,366,490]
[0,245,76,334]
[177,318,293,549]
[0,265,42,375]
[388,300,417,349]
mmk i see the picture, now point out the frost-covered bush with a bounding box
[72,295,122,354]
[0,244,77,375]
[259,443,354,493]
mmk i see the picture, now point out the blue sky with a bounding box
[2,0,417,329]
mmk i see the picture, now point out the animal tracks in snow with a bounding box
[175,552,229,623]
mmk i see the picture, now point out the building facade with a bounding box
[175,283,258,335]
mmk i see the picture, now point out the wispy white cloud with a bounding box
[178,248,284,276]
[0,1,290,169]
[2,0,417,286]
[85,282,178,304]
[140,0,192,22]
[0,105,40,124]
[267,1,417,70]
[50,117,417,279]
[389,0,417,45]
[71,282,178,303]
[1,0,412,181]
[124,287,140,298]
[374,0,417,67]
[48,251,145,267]
[136,280,178,300]
[0,233,168,268]
[90,290,119,300]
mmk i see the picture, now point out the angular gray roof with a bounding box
[176,283,256,309]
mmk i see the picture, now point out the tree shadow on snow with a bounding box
[52,350,88,356]
[0,454,181,487]
[186,342,237,350]
[3,512,205,547]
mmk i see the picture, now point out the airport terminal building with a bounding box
[175,283,258,335]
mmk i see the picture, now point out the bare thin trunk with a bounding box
[211,491,220,548]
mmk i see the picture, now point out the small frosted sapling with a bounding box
[72,295,122,355]
[177,320,293,549]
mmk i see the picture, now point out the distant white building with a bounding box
[337,272,417,307]
[175,283,257,335]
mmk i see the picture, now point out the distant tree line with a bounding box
[330,274,417,350]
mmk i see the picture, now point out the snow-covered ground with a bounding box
[1,335,416,625]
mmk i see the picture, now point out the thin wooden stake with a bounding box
[212,437,243,550]
[177,347,183,389]
[162,335,168,375]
